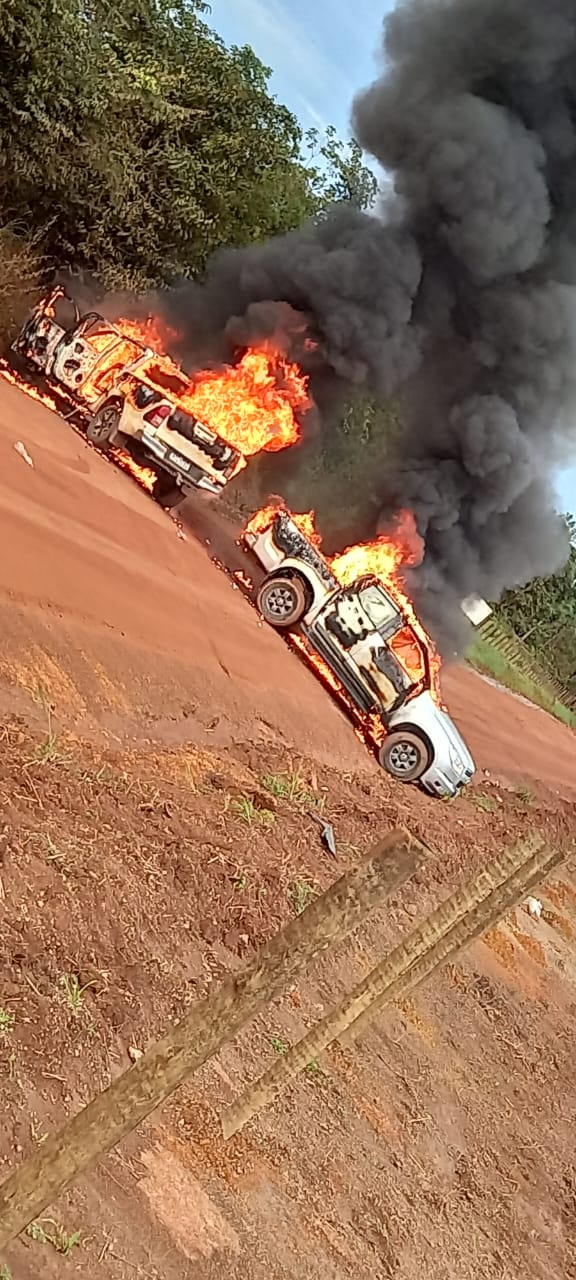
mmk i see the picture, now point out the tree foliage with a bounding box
[307,125,378,211]
[0,0,376,289]
[498,515,576,688]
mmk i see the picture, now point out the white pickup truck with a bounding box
[13,289,244,506]
[243,507,476,798]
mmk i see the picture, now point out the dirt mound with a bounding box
[0,720,575,1278]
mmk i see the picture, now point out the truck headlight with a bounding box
[449,749,464,775]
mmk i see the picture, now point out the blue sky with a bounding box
[209,0,387,137]
[209,0,576,516]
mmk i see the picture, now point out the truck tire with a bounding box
[378,729,432,783]
[86,402,121,450]
[257,575,308,629]
[152,473,182,509]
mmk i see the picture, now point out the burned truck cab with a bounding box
[13,291,147,407]
[244,506,475,797]
[13,287,78,375]
[244,510,429,720]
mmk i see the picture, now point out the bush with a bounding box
[0,227,42,352]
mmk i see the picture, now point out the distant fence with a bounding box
[478,614,576,711]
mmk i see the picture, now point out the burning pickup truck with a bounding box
[243,504,475,798]
[12,288,245,505]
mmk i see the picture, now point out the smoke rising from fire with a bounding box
[156,0,576,649]
[352,0,576,647]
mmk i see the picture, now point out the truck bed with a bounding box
[267,511,338,591]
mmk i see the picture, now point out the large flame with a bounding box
[0,359,62,414]
[80,337,146,404]
[118,316,180,353]
[4,296,309,466]
[329,509,441,693]
[116,317,308,457]
[246,499,322,546]
[180,351,308,456]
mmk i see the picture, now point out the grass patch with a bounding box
[30,685,69,766]
[304,1057,326,1080]
[270,1033,289,1055]
[287,880,317,915]
[0,1008,15,1035]
[26,1220,81,1257]
[262,770,323,809]
[467,637,576,731]
[59,973,96,1017]
[230,795,275,827]
[471,792,498,814]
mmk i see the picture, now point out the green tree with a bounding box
[0,0,322,288]
[498,514,576,688]
[306,125,378,212]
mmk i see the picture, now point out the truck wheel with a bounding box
[152,473,182,509]
[86,403,121,450]
[378,729,431,783]
[257,575,308,629]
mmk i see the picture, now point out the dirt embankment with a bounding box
[0,722,575,1279]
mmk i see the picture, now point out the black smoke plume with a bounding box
[153,0,576,649]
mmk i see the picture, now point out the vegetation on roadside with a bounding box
[0,0,375,338]
[495,514,576,702]
[0,0,389,521]
[0,1008,15,1034]
[466,634,576,731]
[0,228,42,353]
[26,1219,81,1257]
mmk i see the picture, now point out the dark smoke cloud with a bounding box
[156,206,423,398]
[150,0,576,649]
[351,0,576,647]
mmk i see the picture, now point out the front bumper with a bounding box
[420,760,474,799]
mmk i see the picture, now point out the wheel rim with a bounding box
[92,408,117,440]
[388,740,421,776]
[265,584,298,620]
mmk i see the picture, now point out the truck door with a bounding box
[322,583,415,712]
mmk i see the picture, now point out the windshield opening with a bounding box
[358,583,401,636]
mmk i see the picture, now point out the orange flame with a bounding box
[232,568,254,591]
[80,337,146,404]
[114,319,309,458]
[180,351,308,456]
[330,510,441,692]
[6,293,309,466]
[109,446,157,493]
[0,360,61,414]
[245,500,442,705]
[245,498,323,545]
[116,315,180,353]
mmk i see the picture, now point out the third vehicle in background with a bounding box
[12,288,245,506]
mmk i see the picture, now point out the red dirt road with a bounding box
[1,374,575,796]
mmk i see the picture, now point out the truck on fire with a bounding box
[12,288,244,506]
[243,507,476,797]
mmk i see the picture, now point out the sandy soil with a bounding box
[0,378,575,1280]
